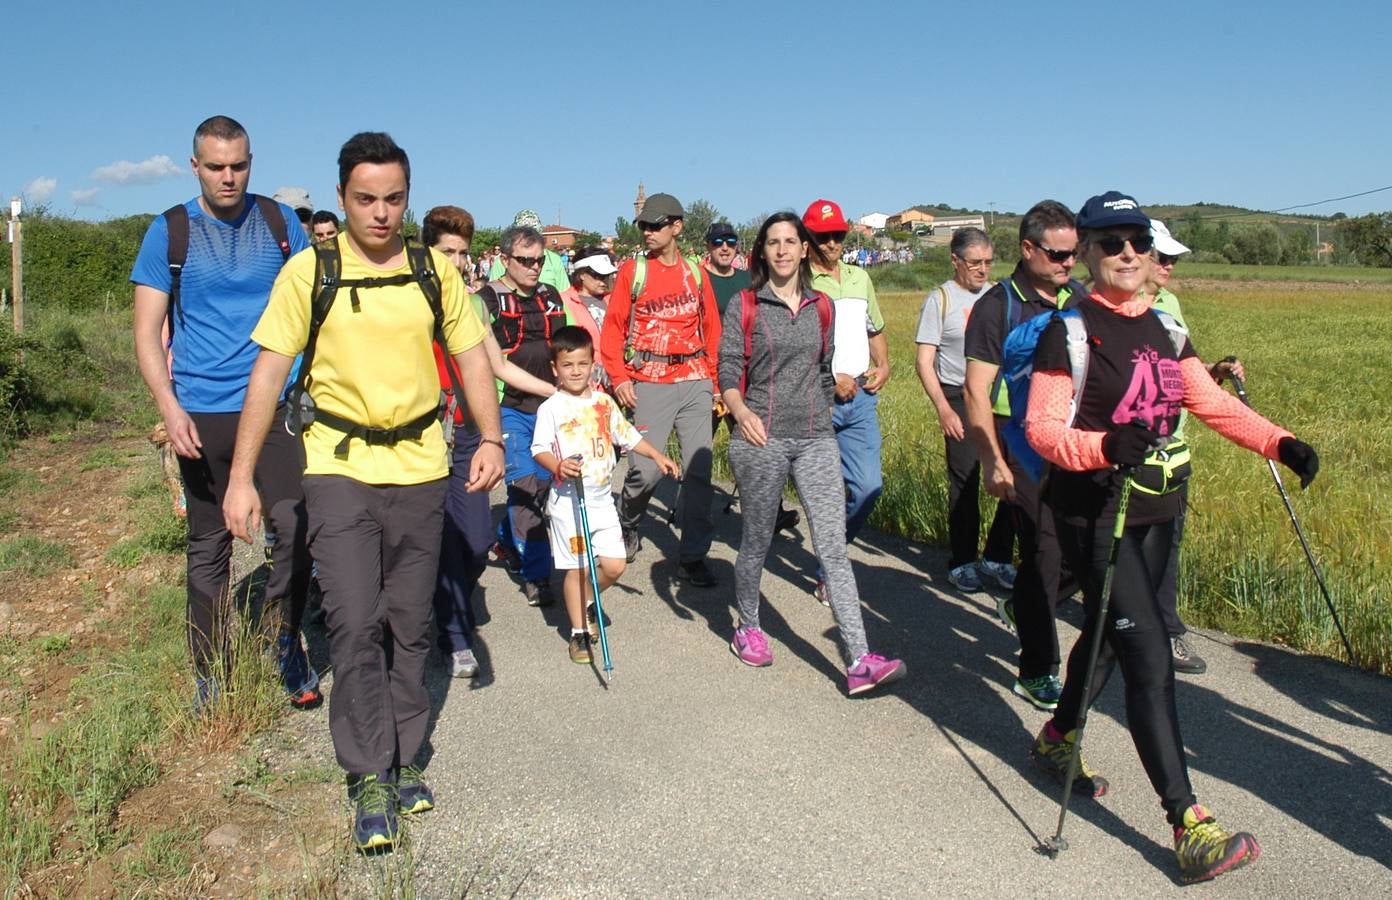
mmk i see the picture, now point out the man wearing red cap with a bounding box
[802,199,889,602]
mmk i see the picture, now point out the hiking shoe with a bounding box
[813,579,830,607]
[1174,804,1259,884]
[396,765,435,815]
[1030,724,1109,798]
[585,603,600,642]
[730,626,773,667]
[678,559,716,587]
[193,676,221,717]
[948,563,982,592]
[490,539,522,575]
[979,560,1018,590]
[277,633,322,709]
[569,633,592,665]
[996,595,1017,633]
[523,580,554,607]
[1171,635,1208,675]
[623,529,642,563]
[1014,674,1062,710]
[776,506,800,533]
[846,653,906,696]
[449,649,479,679]
[350,774,398,851]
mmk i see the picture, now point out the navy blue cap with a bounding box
[1075,191,1150,230]
[706,221,737,241]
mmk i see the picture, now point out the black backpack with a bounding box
[287,238,469,458]
[163,194,292,332]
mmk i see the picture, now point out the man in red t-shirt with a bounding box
[599,193,722,584]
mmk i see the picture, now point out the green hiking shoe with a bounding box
[1030,724,1109,798]
[1174,804,1260,883]
[350,773,398,851]
[397,764,435,815]
[1013,674,1062,710]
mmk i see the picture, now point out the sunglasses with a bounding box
[638,217,675,232]
[813,230,848,245]
[1156,252,1180,266]
[508,254,545,269]
[709,236,738,247]
[1030,241,1077,263]
[1095,234,1154,257]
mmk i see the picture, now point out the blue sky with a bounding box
[5,0,1390,231]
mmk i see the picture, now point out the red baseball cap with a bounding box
[802,199,848,233]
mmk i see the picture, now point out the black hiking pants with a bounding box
[1050,514,1197,825]
[178,405,310,681]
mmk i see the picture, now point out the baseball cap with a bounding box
[706,222,737,242]
[1149,219,1191,256]
[512,209,543,230]
[1075,191,1150,231]
[572,252,618,276]
[272,187,313,212]
[636,193,684,224]
[802,199,849,233]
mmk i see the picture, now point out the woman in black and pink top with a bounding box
[1023,192,1319,885]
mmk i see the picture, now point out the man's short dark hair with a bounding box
[550,325,593,359]
[192,115,248,155]
[337,131,410,189]
[1019,200,1075,247]
[950,227,991,257]
[499,225,543,257]
[310,210,339,228]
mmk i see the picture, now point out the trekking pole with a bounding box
[571,460,614,683]
[1044,475,1134,856]
[1224,360,1357,667]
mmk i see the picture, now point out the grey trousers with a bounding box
[304,474,447,777]
[620,379,714,562]
[728,436,869,663]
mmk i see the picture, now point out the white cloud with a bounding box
[71,188,102,206]
[24,177,57,204]
[91,154,184,186]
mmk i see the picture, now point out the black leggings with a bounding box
[1051,515,1196,826]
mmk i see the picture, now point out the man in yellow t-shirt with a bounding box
[221,132,503,852]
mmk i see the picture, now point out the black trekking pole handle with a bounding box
[1223,358,1357,667]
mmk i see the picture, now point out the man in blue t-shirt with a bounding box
[130,115,318,714]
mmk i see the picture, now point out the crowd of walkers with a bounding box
[130,115,1320,882]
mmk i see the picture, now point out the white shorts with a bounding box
[547,484,624,570]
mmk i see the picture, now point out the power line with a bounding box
[1197,184,1392,220]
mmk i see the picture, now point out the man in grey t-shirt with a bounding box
[914,227,1017,592]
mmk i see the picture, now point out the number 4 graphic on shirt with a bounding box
[1114,354,1162,426]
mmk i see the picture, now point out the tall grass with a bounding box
[868,283,1391,673]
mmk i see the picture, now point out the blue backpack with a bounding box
[1000,300,1187,483]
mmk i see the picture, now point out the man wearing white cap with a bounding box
[1146,218,1243,676]
[272,186,314,239]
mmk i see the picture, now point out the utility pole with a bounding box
[988,201,996,227]
[8,196,22,339]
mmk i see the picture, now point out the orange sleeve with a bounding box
[701,272,721,379]
[1181,356,1291,458]
[1024,369,1110,472]
[600,261,635,388]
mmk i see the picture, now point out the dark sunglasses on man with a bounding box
[708,236,738,247]
[1029,241,1077,263]
[508,254,545,268]
[638,217,676,232]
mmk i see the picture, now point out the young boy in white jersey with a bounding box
[532,326,680,663]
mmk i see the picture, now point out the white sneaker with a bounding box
[979,560,1018,590]
[449,649,479,679]
[948,563,983,592]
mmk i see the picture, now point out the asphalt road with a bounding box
[296,478,1390,897]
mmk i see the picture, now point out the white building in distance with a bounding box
[858,212,889,230]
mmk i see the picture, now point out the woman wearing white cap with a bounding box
[564,247,618,388]
[1144,221,1243,677]
[1023,191,1319,883]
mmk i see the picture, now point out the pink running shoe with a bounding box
[847,653,906,695]
[730,626,773,667]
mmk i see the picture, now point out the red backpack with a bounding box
[737,287,833,394]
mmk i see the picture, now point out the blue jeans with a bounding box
[832,388,883,544]
[496,406,552,583]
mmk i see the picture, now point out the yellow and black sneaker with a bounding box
[1173,804,1259,884]
[1030,723,1109,798]
[349,773,398,852]
[396,764,435,815]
